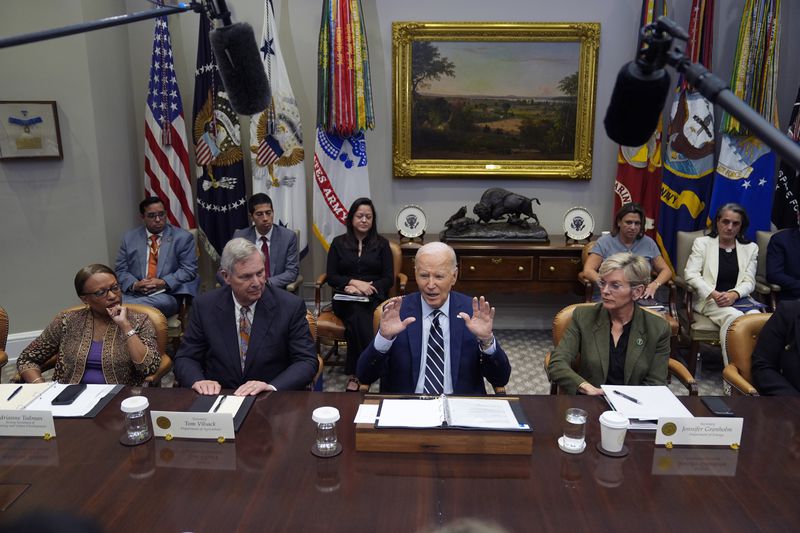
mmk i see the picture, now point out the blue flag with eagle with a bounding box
[192,11,248,259]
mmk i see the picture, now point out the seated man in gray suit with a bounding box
[216,193,299,289]
[115,196,198,316]
[175,238,317,395]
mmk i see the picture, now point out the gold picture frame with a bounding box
[393,22,600,179]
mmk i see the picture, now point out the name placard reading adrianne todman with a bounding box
[0,410,56,437]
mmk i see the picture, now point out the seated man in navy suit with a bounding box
[216,193,299,289]
[357,242,511,394]
[174,238,317,395]
[115,196,198,316]
[767,213,800,301]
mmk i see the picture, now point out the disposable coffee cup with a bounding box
[599,411,629,453]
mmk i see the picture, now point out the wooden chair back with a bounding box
[0,306,8,378]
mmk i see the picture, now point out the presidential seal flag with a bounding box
[250,0,308,256]
[771,84,800,229]
[312,0,375,249]
[708,0,781,240]
[144,16,195,230]
[192,11,248,259]
[656,0,715,271]
[612,0,666,239]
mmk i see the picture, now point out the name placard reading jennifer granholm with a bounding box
[0,410,56,438]
[655,417,743,448]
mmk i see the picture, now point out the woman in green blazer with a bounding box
[548,252,671,395]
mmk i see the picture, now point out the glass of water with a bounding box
[562,408,588,451]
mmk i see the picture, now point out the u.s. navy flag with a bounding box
[312,0,374,249]
[250,0,308,257]
[656,0,715,271]
[772,85,800,229]
[144,16,195,230]
[192,11,248,259]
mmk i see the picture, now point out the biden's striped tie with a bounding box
[423,310,445,395]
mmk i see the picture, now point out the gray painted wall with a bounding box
[2,0,798,333]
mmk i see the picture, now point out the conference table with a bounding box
[1,390,799,532]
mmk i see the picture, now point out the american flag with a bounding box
[256,135,284,166]
[144,16,195,230]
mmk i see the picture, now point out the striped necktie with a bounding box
[423,310,445,395]
[239,306,251,371]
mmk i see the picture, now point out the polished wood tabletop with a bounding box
[1,390,799,532]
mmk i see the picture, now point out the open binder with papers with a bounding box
[0,383,122,418]
[375,395,531,432]
[601,385,693,430]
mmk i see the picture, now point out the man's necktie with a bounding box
[239,306,251,371]
[423,310,445,395]
[260,236,271,280]
[147,234,159,278]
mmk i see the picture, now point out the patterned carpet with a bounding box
[320,329,725,396]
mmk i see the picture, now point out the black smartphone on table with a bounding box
[701,396,735,417]
[52,384,87,405]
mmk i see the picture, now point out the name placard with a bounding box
[150,411,235,441]
[0,410,56,438]
[655,417,743,447]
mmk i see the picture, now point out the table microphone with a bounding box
[207,1,269,116]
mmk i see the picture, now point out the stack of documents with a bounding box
[601,385,693,430]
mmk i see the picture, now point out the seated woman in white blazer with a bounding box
[684,203,759,365]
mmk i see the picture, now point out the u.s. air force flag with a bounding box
[250,0,308,257]
[192,11,248,259]
[312,129,369,249]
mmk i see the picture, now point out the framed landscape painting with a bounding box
[392,22,599,179]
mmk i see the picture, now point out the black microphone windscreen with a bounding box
[209,23,269,116]
[603,62,671,147]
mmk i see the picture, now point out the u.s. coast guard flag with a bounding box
[312,0,374,249]
[250,0,308,257]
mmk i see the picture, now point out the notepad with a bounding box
[375,396,530,431]
[601,385,693,430]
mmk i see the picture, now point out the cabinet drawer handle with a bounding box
[570,258,580,264]
[549,266,556,272]
[518,266,524,272]
[469,265,476,272]
[491,258,503,264]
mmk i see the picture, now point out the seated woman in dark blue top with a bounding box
[326,198,393,391]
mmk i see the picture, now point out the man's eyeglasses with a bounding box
[82,283,121,298]
[145,211,167,219]
[596,280,638,293]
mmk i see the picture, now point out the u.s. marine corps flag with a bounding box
[312,0,375,249]
[612,0,666,239]
[192,11,248,259]
[656,0,715,272]
[708,0,781,240]
[250,0,308,257]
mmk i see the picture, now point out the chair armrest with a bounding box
[722,364,759,396]
[144,354,173,387]
[397,273,408,295]
[583,280,593,303]
[492,386,506,396]
[0,350,7,370]
[285,274,304,295]
[314,274,328,315]
[358,382,371,393]
[668,359,698,395]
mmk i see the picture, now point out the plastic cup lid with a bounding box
[121,395,149,413]
[312,406,340,424]
[599,410,629,429]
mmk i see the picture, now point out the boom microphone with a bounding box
[603,62,671,147]
[208,1,269,116]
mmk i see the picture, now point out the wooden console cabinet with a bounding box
[392,235,584,297]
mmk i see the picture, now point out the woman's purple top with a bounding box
[81,340,106,384]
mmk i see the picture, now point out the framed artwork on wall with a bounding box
[0,100,63,160]
[392,22,600,180]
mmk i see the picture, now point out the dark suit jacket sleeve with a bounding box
[269,228,299,289]
[173,300,210,387]
[480,340,511,389]
[115,232,139,293]
[767,232,800,294]
[162,228,198,294]
[642,315,670,386]
[356,340,388,386]
[752,301,800,396]
[269,297,318,390]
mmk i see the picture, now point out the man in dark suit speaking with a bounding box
[174,238,317,395]
[357,242,511,394]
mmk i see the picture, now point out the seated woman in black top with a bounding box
[326,198,394,391]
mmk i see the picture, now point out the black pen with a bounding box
[212,395,227,413]
[613,390,642,405]
[6,386,22,402]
